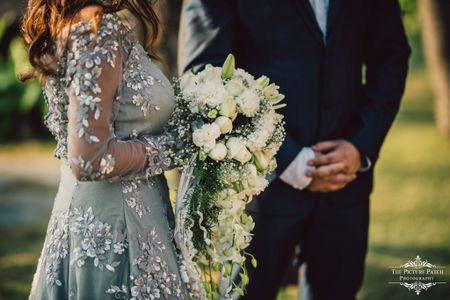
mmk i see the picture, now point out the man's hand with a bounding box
[306,140,361,192]
[307,173,357,193]
[310,140,361,176]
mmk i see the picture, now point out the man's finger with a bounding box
[309,151,340,166]
[308,162,346,178]
[312,140,339,152]
[327,173,356,184]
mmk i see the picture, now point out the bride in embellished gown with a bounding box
[22,1,192,299]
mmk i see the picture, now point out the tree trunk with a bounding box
[419,0,450,137]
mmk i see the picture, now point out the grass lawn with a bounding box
[0,70,449,299]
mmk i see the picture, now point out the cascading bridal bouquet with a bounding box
[168,54,286,299]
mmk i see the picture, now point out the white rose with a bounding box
[219,96,237,117]
[226,137,252,163]
[235,146,252,164]
[208,142,227,161]
[225,78,244,96]
[236,89,261,117]
[214,116,233,134]
[192,123,221,152]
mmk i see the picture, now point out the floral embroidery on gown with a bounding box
[29,12,191,300]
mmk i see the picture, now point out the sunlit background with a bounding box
[0,0,449,299]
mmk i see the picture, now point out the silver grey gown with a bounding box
[29,12,190,300]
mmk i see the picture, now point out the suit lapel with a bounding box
[291,0,324,45]
[326,0,342,43]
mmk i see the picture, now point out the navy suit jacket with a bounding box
[179,0,411,213]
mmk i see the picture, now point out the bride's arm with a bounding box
[65,14,170,181]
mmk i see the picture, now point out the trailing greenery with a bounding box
[186,160,222,253]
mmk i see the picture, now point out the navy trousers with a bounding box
[243,179,370,300]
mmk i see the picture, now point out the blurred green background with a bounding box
[0,0,449,299]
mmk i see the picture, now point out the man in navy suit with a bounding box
[179,0,410,299]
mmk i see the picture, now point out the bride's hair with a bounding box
[20,0,160,82]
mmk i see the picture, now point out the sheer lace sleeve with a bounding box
[65,14,171,181]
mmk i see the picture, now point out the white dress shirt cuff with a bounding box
[279,147,316,190]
